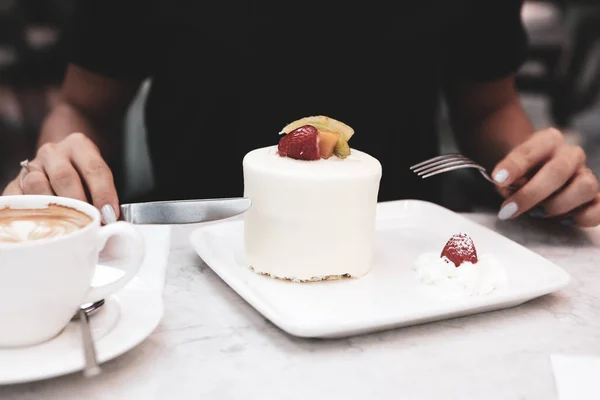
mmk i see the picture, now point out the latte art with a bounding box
[0,204,93,243]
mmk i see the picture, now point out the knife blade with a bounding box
[120,197,251,224]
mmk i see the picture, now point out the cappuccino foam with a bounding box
[0,204,93,243]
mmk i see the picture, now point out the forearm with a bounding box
[445,74,535,171]
[37,64,138,159]
[38,101,120,158]
[451,97,534,170]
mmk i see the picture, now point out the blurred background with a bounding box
[0,0,599,210]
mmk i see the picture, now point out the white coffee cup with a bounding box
[0,195,144,347]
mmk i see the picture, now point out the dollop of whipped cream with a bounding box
[414,253,508,296]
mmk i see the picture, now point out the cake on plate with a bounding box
[243,116,382,282]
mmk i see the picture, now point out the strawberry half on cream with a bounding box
[441,233,479,267]
[414,232,507,296]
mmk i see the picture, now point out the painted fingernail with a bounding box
[101,204,117,224]
[498,202,518,220]
[560,217,576,227]
[493,169,510,184]
[529,207,546,218]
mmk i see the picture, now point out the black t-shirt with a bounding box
[66,0,527,203]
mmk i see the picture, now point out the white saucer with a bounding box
[190,200,571,338]
[0,266,164,385]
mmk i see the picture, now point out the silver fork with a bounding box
[410,154,513,188]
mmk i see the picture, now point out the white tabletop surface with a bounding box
[2,213,600,400]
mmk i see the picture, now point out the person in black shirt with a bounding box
[4,0,600,227]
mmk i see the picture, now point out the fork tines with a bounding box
[410,154,485,179]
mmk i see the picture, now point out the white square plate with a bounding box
[190,200,570,338]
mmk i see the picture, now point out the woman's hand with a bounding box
[2,132,120,219]
[491,128,600,227]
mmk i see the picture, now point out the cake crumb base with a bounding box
[249,266,354,283]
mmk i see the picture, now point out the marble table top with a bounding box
[2,213,600,400]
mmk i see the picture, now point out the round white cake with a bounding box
[243,145,382,281]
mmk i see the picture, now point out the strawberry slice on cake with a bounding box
[277,115,353,161]
[277,125,320,160]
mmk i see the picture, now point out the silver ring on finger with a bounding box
[18,159,31,192]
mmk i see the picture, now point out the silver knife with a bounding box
[115,197,251,224]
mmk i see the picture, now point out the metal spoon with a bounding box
[73,206,117,377]
[73,299,104,377]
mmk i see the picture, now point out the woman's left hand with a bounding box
[491,128,600,227]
